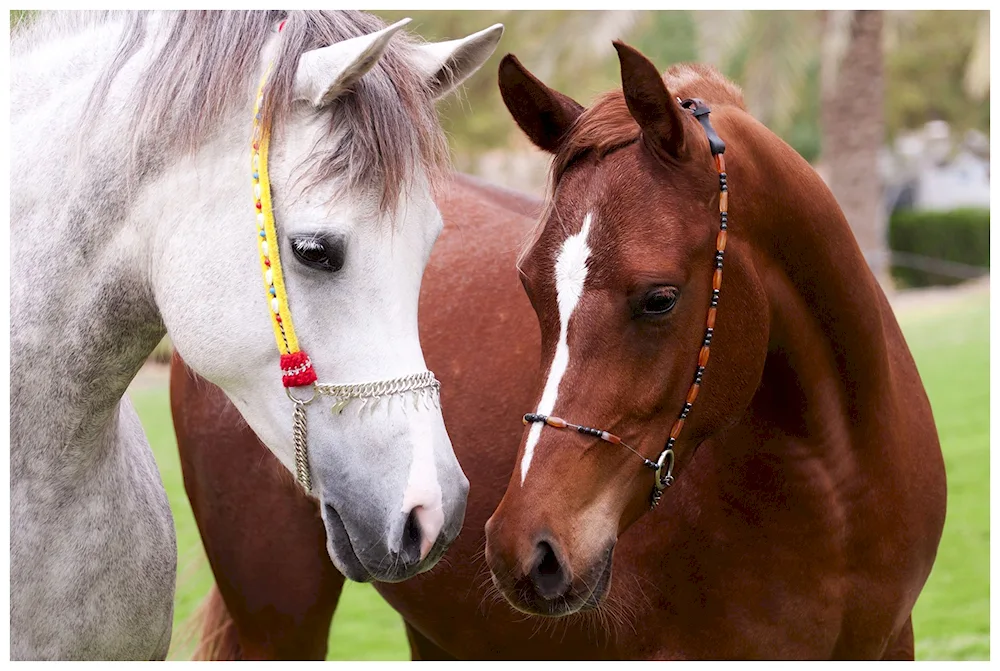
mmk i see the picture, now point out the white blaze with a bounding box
[520,213,594,484]
[399,406,444,560]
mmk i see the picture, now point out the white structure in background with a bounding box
[884,121,990,212]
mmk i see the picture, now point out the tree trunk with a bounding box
[820,10,890,289]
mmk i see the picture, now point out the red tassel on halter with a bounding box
[280,351,317,387]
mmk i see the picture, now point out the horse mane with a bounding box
[517,63,746,269]
[14,11,448,212]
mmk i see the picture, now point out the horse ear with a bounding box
[613,41,688,161]
[412,24,505,100]
[293,18,412,108]
[498,54,583,154]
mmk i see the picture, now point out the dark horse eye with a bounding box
[639,287,679,317]
[290,235,346,272]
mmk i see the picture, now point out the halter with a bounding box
[251,22,440,492]
[523,98,727,509]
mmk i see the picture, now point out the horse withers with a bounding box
[483,44,946,657]
[10,10,500,659]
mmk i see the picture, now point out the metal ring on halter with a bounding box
[654,448,675,491]
[286,384,317,405]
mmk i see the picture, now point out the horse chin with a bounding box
[321,502,372,583]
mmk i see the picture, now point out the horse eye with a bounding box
[291,235,345,272]
[639,287,679,317]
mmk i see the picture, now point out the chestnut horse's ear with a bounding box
[498,54,584,153]
[613,41,687,161]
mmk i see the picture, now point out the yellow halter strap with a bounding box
[251,65,316,388]
[247,20,447,493]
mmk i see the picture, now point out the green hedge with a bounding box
[889,208,990,288]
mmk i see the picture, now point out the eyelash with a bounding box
[293,238,323,253]
[290,235,345,272]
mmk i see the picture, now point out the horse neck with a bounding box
[726,113,900,453]
[10,18,246,466]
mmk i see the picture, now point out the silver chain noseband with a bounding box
[286,372,441,491]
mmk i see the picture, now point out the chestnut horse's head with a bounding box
[484,44,770,616]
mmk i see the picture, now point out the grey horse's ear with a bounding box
[293,18,412,108]
[412,24,504,99]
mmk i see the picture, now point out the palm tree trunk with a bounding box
[820,10,890,288]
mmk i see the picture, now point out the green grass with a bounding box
[129,289,989,660]
[897,291,990,660]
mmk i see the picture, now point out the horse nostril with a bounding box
[399,508,423,565]
[537,542,560,576]
[529,540,570,600]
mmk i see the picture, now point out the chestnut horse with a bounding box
[172,46,946,660]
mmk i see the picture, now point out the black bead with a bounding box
[720,221,728,230]
[666,437,676,449]
[721,184,728,192]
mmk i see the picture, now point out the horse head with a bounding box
[152,13,503,582]
[484,43,770,615]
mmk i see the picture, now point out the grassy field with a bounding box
[129,288,989,661]
[895,289,990,660]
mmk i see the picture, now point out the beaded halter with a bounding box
[523,98,727,510]
[251,21,441,492]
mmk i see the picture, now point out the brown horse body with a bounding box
[172,57,945,660]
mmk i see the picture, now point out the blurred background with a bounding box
[381,9,990,293]
[11,9,989,661]
[13,9,987,292]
